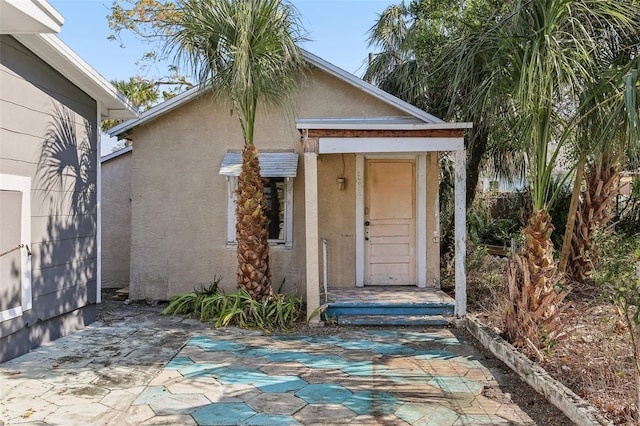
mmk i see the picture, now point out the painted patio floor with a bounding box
[3,293,570,425]
[130,328,534,425]
[324,286,455,305]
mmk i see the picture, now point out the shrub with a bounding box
[593,231,640,420]
[162,277,303,332]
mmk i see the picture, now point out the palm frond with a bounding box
[166,0,306,146]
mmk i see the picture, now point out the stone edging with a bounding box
[465,315,612,426]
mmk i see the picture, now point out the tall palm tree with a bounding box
[166,0,305,301]
[558,17,640,277]
[509,1,637,345]
[442,0,640,348]
[568,62,640,283]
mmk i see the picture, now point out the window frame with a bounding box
[0,174,32,322]
[226,176,294,248]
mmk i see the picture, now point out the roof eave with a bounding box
[101,145,132,163]
[296,117,472,131]
[0,0,64,34]
[108,86,205,138]
[13,33,138,120]
[108,49,466,137]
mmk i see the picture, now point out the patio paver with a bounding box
[0,298,541,425]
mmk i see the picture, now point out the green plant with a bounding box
[593,231,640,417]
[616,177,640,237]
[162,280,303,332]
[464,245,510,313]
[547,176,573,249]
[467,193,524,247]
[162,276,222,316]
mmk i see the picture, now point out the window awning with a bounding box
[219,151,299,177]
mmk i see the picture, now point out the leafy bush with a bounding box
[162,277,303,332]
[467,193,525,247]
[593,231,640,419]
[615,177,640,237]
[161,279,221,316]
[465,245,510,313]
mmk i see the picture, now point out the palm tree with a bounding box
[102,78,161,136]
[441,0,640,349]
[557,16,640,279]
[166,0,305,301]
[507,1,637,346]
[364,1,528,219]
[567,62,640,283]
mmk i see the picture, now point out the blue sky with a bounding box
[50,0,397,82]
[48,0,397,153]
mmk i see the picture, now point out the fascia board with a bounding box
[107,86,205,137]
[101,145,132,163]
[13,33,138,120]
[0,0,64,34]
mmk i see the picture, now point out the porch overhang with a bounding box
[297,117,470,154]
[297,116,470,324]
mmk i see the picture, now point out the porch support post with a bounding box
[454,149,467,317]
[426,152,440,288]
[303,137,321,323]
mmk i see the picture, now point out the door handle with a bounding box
[364,221,370,226]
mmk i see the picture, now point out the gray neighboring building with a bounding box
[0,0,136,362]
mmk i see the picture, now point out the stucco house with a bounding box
[0,0,137,362]
[108,51,470,320]
[101,146,132,290]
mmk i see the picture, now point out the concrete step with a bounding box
[324,303,455,319]
[336,314,450,326]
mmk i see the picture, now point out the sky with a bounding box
[48,0,397,153]
[50,0,396,81]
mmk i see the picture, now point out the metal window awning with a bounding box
[219,151,299,177]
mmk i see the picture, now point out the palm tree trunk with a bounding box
[466,126,489,208]
[236,145,273,301]
[523,209,556,295]
[570,153,619,283]
[506,209,568,358]
[559,157,586,274]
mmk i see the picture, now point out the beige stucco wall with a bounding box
[317,153,357,287]
[101,149,132,289]
[128,67,409,300]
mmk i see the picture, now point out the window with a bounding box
[220,151,298,248]
[226,176,293,246]
[0,174,32,322]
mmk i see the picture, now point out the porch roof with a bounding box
[297,117,470,154]
[296,117,472,131]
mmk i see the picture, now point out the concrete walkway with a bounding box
[0,298,536,425]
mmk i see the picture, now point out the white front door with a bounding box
[364,159,416,285]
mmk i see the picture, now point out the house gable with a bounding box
[108,50,443,139]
